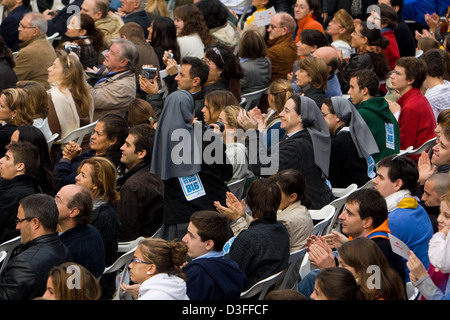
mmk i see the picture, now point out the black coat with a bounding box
[249,129,334,210]
[0,175,39,244]
[0,233,72,300]
[328,128,371,188]
[116,161,164,241]
[228,217,290,290]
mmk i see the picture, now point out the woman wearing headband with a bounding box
[248,94,334,209]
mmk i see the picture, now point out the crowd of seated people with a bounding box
[1,0,450,303]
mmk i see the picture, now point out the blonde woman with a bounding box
[47,50,93,140]
[217,105,253,184]
[145,0,168,18]
[0,88,33,157]
[75,156,121,299]
[326,9,355,60]
[121,238,189,300]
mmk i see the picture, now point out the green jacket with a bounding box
[357,97,400,163]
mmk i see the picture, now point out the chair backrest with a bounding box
[278,248,307,290]
[311,205,336,236]
[227,178,247,200]
[299,252,312,281]
[47,133,59,150]
[241,87,268,111]
[331,183,358,198]
[240,268,287,300]
[53,121,97,146]
[118,236,145,254]
[325,185,359,234]
[102,248,136,300]
[0,236,21,274]
[399,137,437,157]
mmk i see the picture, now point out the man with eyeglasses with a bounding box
[13,12,56,89]
[266,12,297,82]
[0,141,40,244]
[0,194,72,300]
[389,57,435,157]
[87,38,138,121]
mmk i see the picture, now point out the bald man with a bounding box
[420,173,449,232]
[312,46,343,98]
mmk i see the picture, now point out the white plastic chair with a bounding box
[299,252,312,281]
[279,248,307,290]
[46,32,60,45]
[331,183,358,198]
[397,137,436,157]
[47,133,59,150]
[240,269,287,300]
[227,178,247,200]
[118,236,145,254]
[102,249,136,300]
[53,121,97,146]
[240,87,268,111]
[325,184,359,234]
[0,236,21,274]
[310,205,336,236]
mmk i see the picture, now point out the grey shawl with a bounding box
[331,96,379,158]
[150,90,202,180]
[299,95,331,177]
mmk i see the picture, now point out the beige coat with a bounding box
[13,34,56,90]
[89,69,136,121]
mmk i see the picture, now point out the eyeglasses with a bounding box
[322,112,330,117]
[212,47,225,66]
[269,24,282,30]
[130,258,153,265]
[390,70,405,77]
[15,217,35,224]
[352,31,365,38]
[19,23,36,29]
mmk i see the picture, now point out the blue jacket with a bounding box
[389,198,434,280]
[0,5,30,51]
[183,256,246,300]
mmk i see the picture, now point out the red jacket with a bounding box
[381,30,400,71]
[397,88,436,155]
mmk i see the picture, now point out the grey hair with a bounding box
[26,12,48,34]
[111,38,138,72]
[427,173,450,196]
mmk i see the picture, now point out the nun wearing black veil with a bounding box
[248,94,334,210]
[151,90,233,241]
[321,96,379,188]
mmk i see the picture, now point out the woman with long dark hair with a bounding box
[204,43,244,102]
[174,4,213,59]
[342,21,390,93]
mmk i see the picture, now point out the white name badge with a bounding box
[179,173,206,201]
[385,122,395,150]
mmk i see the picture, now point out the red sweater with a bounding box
[397,88,436,154]
[295,14,324,43]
